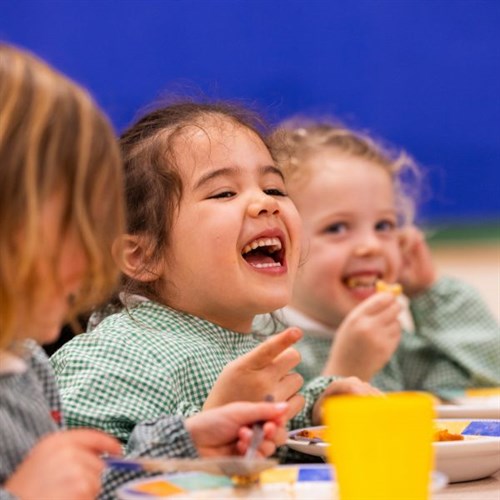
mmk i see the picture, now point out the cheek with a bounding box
[59,243,88,293]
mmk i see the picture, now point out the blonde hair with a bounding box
[270,118,422,225]
[0,44,125,349]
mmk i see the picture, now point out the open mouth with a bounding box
[241,237,284,269]
[344,274,381,290]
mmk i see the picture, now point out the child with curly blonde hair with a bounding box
[267,119,499,399]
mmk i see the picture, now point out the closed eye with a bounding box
[207,191,236,199]
[264,188,287,197]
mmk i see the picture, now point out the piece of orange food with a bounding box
[294,427,463,442]
[375,280,403,296]
[433,429,465,441]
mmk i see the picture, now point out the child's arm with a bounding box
[398,226,500,393]
[406,276,500,394]
[100,401,289,499]
[323,292,402,381]
[4,429,121,500]
[288,375,382,429]
[203,328,305,420]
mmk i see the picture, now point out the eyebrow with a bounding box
[193,165,284,190]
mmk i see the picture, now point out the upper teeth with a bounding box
[346,276,378,288]
[242,237,282,255]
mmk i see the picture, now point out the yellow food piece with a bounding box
[232,473,260,487]
[133,480,185,495]
[375,280,402,296]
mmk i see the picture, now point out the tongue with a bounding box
[244,254,276,266]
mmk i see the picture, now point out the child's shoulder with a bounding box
[411,275,493,315]
[51,301,217,366]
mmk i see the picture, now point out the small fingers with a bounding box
[241,328,303,370]
[286,394,305,420]
[59,429,122,457]
[360,292,398,315]
[324,377,382,397]
[274,372,304,401]
[271,348,302,376]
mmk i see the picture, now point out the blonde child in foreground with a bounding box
[52,102,377,461]
[0,45,296,500]
[268,120,500,399]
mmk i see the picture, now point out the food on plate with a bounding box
[132,480,184,495]
[294,428,325,441]
[434,429,464,441]
[375,280,402,296]
[293,426,464,442]
[231,473,261,487]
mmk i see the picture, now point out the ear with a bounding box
[112,234,161,283]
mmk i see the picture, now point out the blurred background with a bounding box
[1,0,498,317]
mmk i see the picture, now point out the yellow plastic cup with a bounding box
[323,392,435,500]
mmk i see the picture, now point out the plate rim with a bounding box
[286,419,500,455]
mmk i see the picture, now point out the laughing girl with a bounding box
[52,102,375,453]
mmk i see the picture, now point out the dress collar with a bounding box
[279,307,335,339]
[0,349,28,374]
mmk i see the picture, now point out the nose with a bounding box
[353,230,382,257]
[248,191,280,218]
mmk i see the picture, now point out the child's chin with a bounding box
[35,323,63,346]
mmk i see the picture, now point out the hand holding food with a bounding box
[185,400,289,458]
[203,328,305,420]
[398,225,437,297]
[323,292,402,381]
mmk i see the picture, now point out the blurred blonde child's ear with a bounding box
[113,235,160,282]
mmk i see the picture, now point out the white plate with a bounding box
[437,404,500,419]
[437,390,500,419]
[117,465,447,499]
[286,420,500,483]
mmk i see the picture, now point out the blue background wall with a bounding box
[2,0,499,225]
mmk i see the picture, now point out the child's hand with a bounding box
[186,400,289,458]
[312,376,382,425]
[323,292,402,381]
[4,429,122,500]
[203,328,305,420]
[399,226,437,297]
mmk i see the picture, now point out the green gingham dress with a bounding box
[275,277,500,400]
[52,302,336,446]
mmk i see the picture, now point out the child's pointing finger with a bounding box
[243,328,303,370]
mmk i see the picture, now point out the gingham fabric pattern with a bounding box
[52,302,337,445]
[281,277,500,400]
[100,415,198,500]
[0,341,61,499]
[0,340,203,499]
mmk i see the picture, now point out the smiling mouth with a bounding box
[344,275,381,289]
[241,237,284,268]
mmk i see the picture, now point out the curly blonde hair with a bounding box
[270,118,422,225]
